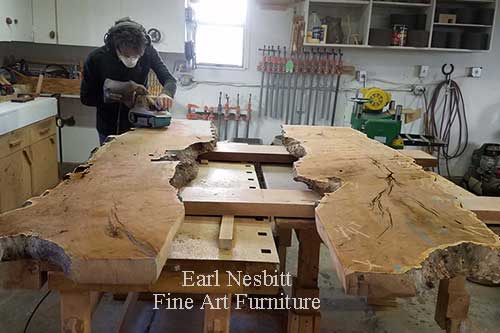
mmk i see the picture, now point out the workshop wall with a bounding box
[1,1,499,177]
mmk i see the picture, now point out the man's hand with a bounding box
[155,93,173,111]
[103,79,148,108]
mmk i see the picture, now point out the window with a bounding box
[191,0,248,68]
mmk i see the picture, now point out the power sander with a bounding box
[103,79,172,128]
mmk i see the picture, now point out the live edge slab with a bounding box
[282,126,500,298]
[0,120,215,285]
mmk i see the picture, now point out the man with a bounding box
[81,18,177,144]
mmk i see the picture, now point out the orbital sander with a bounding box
[103,79,172,129]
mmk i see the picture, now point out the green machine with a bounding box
[350,87,404,149]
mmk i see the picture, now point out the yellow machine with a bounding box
[350,87,404,149]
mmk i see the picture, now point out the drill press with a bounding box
[350,87,404,149]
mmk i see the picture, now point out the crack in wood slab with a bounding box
[282,126,500,298]
[0,120,216,285]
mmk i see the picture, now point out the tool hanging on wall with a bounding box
[234,94,241,139]
[257,45,352,126]
[331,49,343,126]
[245,94,252,138]
[224,94,230,140]
[425,63,469,177]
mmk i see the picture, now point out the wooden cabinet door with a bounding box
[3,0,34,42]
[33,0,58,44]
[56,0,121,47]
[0,150,31,213]
[30,135,59,196]
[120,0,185,53]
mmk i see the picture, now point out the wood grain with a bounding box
[282,126,500,297]
[0,120,215,285]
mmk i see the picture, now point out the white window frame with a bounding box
[194,1,250,70]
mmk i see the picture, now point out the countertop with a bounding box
[0,97,58,136]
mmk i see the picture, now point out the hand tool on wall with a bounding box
[234,93,240,139]
[245,94,252,138]
[257,46,267,119]
[280,47,287,121]
[264,46,271,118]
[273,46,281,119]
[319,48,329,120]
[224,94,230,140]
[311,49,322,125]
[217,91,223,137]
[331,49,343,126]
[325,50,337,124]
[268,46,276,118]
[289,52,300,125]
[284,50,294,124]
[305,50,316,125]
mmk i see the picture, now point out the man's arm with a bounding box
[80,55,100,107]
[149,47,177,98]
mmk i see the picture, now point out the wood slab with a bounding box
[0,120,215,285]
[200,142,296,164]
[181,187,319,218]
[282,126,500,297]
[460,197,500,225]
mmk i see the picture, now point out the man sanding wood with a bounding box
[81,17,177,144]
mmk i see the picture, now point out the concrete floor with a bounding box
[1,232,499,333]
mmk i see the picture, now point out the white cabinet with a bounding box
[56,0,122,47]
[0,0,33,42]
[33,0,57,44]
[120,0,185,53]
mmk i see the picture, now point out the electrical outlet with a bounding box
[419,65,429,78]
[356,70,367,83]
[471,67,483,78]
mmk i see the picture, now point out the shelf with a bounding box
[372,1,432,7]
[434,22,493,28]
[303,42,490,52]
[303,0,497,53]
[309,0,369,4]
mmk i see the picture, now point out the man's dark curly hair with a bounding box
[105,18,148,53]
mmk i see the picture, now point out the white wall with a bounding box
[1,1,499,177]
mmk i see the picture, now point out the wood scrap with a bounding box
[218,215,235,250]
[282,126,500,297]
[0,120,215,285]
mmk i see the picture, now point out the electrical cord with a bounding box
[23,290,52,333]
[425,79,469,177]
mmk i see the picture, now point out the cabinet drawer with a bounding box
[0,128,30,159]
[29,117,56,144]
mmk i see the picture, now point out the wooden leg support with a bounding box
[60,291,102,333]
[203,293,232,333]
[277,227,292,274]
[288,229,322,333]
[435,276,471,333]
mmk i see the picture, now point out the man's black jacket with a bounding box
[81,45,177,136]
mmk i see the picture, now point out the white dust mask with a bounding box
[117,50,140,68]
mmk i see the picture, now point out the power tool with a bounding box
[350,87,404,149]
[103,79,172,129]
[464,144,500,196]
[350,87,445,149]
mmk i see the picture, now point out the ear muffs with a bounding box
[104,18,151,49]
